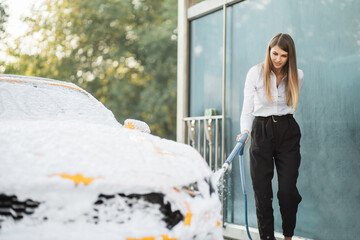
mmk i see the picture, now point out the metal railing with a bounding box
[183,115,224,171]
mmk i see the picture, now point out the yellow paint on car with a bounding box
[0,77,89,95]
[126,235,176,240]
[161,235,177,240]
[126,237,155,240]
[184,201,193,226]
[49,173,102,185]
[125,121,136,129]
[184,212,193,226]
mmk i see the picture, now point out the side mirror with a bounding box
[124,119,151,134]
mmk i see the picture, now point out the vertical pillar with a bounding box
[221,4,227,164]
[177,0,194,142]
[221,3,228,224]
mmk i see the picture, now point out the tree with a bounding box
[2,0,177,139]
[0,1,8,34]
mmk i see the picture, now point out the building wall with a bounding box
[188,0,360,239]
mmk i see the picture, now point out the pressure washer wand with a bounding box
[219,132,253,240]
[220,133,248,172]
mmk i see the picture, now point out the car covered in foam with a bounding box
[0,75,223,240]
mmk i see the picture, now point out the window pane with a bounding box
[189,10,223,117]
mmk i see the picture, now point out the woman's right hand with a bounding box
[236,130,250,146]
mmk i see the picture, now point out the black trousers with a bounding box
[250,114,302,240]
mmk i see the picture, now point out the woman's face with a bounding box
[270,45,288,71]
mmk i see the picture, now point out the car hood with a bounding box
[0,120,211,198]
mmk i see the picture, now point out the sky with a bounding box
[4,0,39,37]
[1,0,42,61]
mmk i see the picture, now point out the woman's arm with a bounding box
[240,65,257,133]
[237,65,258,145]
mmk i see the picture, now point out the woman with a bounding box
[237,33,304,240]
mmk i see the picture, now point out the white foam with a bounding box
[0,78,224,239]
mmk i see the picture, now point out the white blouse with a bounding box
[240,64,304,133]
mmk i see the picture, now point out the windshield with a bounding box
[0,76,117,125]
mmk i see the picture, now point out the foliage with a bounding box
[2,0,177,139]
[0,1,8,34]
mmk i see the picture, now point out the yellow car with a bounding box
[0,75,223,240]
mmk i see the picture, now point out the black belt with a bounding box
[255,114,293,123]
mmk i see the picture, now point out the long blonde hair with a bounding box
[263,33,299,109]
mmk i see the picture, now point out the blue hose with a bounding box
[239,147,253,240]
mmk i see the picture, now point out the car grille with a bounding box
[90,192,183,229]
[0,194,40,226]
[0,192,184,229]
